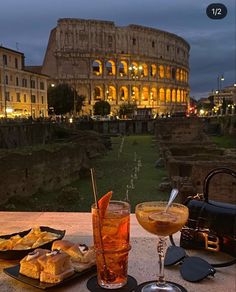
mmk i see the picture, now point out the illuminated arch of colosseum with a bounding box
[42,18,190,115]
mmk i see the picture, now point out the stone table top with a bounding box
[0,212,235,292]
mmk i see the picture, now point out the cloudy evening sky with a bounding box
[0,0,235,99]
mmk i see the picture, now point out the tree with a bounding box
[93,100,110,116]
[47,83,84,115]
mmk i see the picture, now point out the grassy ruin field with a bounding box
[3,135,169,213]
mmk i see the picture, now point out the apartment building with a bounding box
[0,46,48,118]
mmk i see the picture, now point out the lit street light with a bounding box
[216,74,224,106]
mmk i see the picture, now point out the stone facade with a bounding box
[42,18,190,116]
[0,46,48,118]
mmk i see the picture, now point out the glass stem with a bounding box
[157,236,167,286]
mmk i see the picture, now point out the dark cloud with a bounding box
[0,0,235,99]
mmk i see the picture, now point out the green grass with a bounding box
[3,135,169,213]
[71,135,169,212]
[210,135,236,149]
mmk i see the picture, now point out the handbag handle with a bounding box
[203,167,236,203]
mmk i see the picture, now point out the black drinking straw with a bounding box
[90,168,98,208]
[90,168,114,280]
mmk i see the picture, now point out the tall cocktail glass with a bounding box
[135,201,189,292]
[92,200,131,289]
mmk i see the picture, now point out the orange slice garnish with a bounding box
[98,191,112,219]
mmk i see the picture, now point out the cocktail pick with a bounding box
[164,188,179,213]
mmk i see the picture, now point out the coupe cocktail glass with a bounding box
[92,200,131,289]
[135,201,189,292]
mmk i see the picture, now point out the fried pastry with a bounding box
[52,240,96,272]
[19,248,50,279]
[38,250,74,283]
[0,227,61,251]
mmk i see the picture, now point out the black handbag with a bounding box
[180,167,236,257]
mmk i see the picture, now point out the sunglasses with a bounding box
[164,245,216,282]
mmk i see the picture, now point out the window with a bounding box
[5,75,9,84]
[15,58,18,69]
[3,55,7,65]
[159,65,164,79]
[23,94,27,103]
[31,95,36,103]
[94,87,102,100]
[106,60,115,75]
[119,61,127,76]
[16,93,21,102]
[40,82,45,90]
[159,88,165,102]
[119,63,125,75]
[176,69,180,80]
[150,64,157,77]
[172,68,176,79]
[6,92,10,101]
[40,109,45,117]
[41,96,44,104]
[106,61,112,75]
[152,41,155,48]
[166,66,171,79]
[166,89,171,102]
[22,78,27,87]
[167,45,170,51]
[16,77,19,86]
[132,38,136,45]
[92,60,102,75]
[31,79,36,88]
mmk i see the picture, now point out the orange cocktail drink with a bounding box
[135,201,189,292]
[135,202,189,236]
[92,200,130,289]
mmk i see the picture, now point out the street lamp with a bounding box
[106,90,109,101]
[216,74,224,106]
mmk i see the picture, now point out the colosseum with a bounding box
[42,18,190,116]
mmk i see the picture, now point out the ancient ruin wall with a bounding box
[155,118,236,204]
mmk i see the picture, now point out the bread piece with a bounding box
[69,245,96,272]
[51,240,74,252]
[19,248,49,279]
[38,250,73,276]
[65,244,84,260]
[40,268,74,283]
[69,244,96,263]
